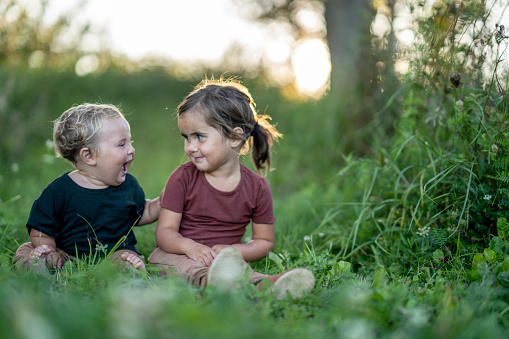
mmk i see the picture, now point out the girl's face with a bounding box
[91,117,135,187]
[178,112,238,174]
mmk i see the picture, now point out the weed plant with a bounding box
[4,5,509,338]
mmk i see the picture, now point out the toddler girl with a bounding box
[148,79,315,299]
[14,103,161,272]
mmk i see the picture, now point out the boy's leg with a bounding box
[148,246,209,287]
[109,250,145,270]
[13,242,70,273]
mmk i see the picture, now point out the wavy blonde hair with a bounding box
[53,103,124,165]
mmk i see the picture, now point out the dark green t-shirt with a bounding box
[26,172,146,256]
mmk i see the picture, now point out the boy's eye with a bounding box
[197,135,205,140]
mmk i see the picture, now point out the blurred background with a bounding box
[1,0,508,256]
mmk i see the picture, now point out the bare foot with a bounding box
[120,252,146,270]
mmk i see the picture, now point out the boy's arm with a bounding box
[155,208,216,266]
[136,197,161,226]
[136,189,165,226]
[212,222,275,262]
[30,228,58,251]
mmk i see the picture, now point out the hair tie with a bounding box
[250,121,260,137]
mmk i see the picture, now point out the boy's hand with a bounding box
[31,244,52,258]
[30,245,66,269]
[186,243,216,266]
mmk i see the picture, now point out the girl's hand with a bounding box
[211,244,230,254]
[186,243,216,266]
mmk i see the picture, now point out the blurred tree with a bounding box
[233,0,509,153]
[233,0,393,154]
[0,0,115,72]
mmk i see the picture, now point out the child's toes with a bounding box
[122,252,146,270]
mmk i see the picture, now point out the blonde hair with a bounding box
[177,78,282,173]
[53,103,124,165]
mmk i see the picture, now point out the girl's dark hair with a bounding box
[177,77,282,174]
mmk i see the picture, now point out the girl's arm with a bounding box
[155,208,216,266]
[213,222,275,262]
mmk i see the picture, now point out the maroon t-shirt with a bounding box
[162,162,275,247]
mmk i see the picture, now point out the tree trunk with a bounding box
[325,0,374,94]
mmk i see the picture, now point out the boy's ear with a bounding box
[230,127,245,148]
[79,147,97,166]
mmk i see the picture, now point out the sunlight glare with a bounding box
[291,39,330,96]
[75,54,99,76]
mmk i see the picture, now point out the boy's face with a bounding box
[92,117,135,186]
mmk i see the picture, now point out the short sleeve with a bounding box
[161,165,187,213]
[252,177,276,224]
[26,187,60,237]
[130,175,147,218]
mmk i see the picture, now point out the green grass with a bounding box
[2,68,509,338]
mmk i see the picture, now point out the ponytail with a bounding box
[249,114,282,174]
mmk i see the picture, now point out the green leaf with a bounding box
[483,248,497,263]
[268,251,285,271]
[433,249,445,262]
[472,253,489,277]
[372,266,388,287]
[497,217,509,241]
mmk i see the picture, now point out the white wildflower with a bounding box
[304,235,312,242]
[484,194,492,201]
[455,100,464,109]
[417,226,431,237]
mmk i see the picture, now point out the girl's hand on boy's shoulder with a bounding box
[186,242,216,266]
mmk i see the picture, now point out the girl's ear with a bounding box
[230,127,245,148]
[79,147,97,166]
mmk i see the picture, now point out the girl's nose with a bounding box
[187,141,198,152]
[129,143,135,155]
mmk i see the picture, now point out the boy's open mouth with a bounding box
[121,162,129,175]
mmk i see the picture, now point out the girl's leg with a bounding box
[148,246,209,287]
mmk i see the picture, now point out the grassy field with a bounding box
[2,67,509,338]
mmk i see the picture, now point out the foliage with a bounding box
[4,1,509,338]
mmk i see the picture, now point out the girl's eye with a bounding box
[197,135,205,141]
